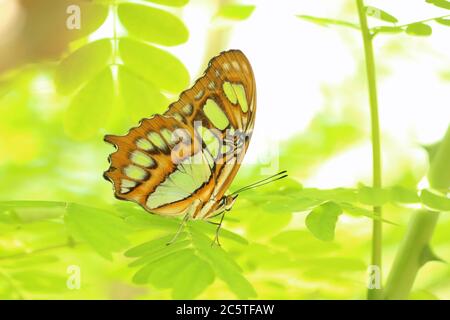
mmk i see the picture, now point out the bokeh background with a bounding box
[0,0,449,299]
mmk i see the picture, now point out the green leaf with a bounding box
[409,290,439,300]
[119,38,190,93]
[128,238,190,267]
[12,271,67,293]
[358,186,391,206]
[436,17,450,26]
[189,230,256,299]
[118,3,189,46]
[296,15,359,30]
[420,189,450,211]
[243,210,292,239]
[127,226,254,299]
[271,230,340,256]
[189,221,248,245]
[339,203,398,225]
[144,0,189,7]
[390,186,420,204]
[142,249,194,289]
[125,234,185,258]
[406,23,433,36]
[135,249,215,299]
[118,66,169,121]
[217,4,256,21]
[0,255,59,269]
[55,39,112,94]
[365,6,398,23]
[300,187,358,203]
[65,203,131,260]
[172,256,215,299]
[65,3,109,41]
[0,201,65,209]
[426,0,450,10]
[63,68,115,140]
[303,257,367,274]
[305,202,342,241]
[124,211,179,230]
[132,248,194,284]
[0,201,65,223]
[0,209,21,224]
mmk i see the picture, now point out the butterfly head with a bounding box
[219,194,239,212]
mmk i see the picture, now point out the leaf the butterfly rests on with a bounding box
[104,50,256,220]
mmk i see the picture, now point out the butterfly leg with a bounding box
[166,212,190,246]
[166,199,200,246]
[211,210,226,247]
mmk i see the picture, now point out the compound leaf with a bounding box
[297,15,359,30]
[63,68,115,140]
[119,38,190,93]
[55,39,112,94]
[406,23,433,36]
[65,203,131,260]
[365,6,398,23]
[118,3,189,46]
[305,201,342,242]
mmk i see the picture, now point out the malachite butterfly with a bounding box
[104,50,261,227]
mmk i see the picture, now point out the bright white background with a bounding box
[178,0,450,187]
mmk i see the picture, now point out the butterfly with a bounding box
[104,50,285,244]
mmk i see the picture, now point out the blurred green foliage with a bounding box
[0,0,449,300]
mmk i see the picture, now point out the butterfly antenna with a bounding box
[231,171,288,195]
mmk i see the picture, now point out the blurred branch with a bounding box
[0,241,77,262]
[199,0,238,74]
[384,126,450,299]
[355,0,383,300]
[0,269,25,299]
[390,14,450,29]
[297,15,360,30]
[371,13,450,36]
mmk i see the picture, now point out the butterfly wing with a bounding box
[104,49,256,218]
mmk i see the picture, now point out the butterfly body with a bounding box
[104,50,256,220]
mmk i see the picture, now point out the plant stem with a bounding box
[112,0,119,65]
[0,269,25,299]
[383,210,439,299]
[0,241,78,262]
[199,0,234,75]
[355,0,383,300]
[384,126,450,299]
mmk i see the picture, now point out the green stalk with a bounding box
[112,0,118,65]
[384,126,450,299]
[200,0,234,74]
[355,0,383,300]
